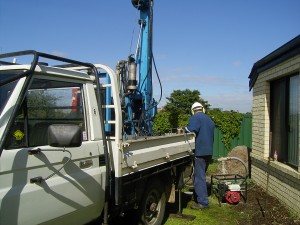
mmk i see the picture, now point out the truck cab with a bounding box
[0,51,107,225]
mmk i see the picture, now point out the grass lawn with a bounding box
[163,161,244,225]
[164,194,243,225]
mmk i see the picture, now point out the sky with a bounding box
[0,0,299,113]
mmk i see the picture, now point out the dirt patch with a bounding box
[233,183,300,225]
[215,146,250,177]
[211,146,300,225]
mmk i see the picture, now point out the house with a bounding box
[249,35,300,215]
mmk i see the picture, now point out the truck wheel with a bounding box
[139,180,166,225]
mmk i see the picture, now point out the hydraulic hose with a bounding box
[217,156,248,184]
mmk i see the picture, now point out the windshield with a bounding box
[0,71,22,115]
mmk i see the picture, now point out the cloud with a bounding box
[203,91,252,113]
[232,60,242,67]
[156,72,247,90]
[51,51,68,57]
[154,53,167,60]
[152,70,252,113]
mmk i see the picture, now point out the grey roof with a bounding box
[248,35,300,91]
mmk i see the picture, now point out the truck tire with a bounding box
[139,179,166,225]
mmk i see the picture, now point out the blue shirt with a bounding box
[186,112,215,156]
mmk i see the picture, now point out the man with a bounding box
[185,102,215,209]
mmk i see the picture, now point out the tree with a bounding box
[153,89,245,152]
[152,110,172,134]
[164,89,210,115]
[153,89,209,133]
[27,91,59,118]
[207,109,244,150]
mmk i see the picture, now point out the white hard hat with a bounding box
[191,102,203,111]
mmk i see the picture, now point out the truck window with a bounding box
[0,71,21,116]
[4,78,87,149]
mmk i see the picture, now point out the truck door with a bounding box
[0,77,106,225]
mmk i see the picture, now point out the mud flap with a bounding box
[167,184,176,203]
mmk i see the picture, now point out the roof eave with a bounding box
[248,34,300,91]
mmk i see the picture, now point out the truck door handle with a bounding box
[80,159,93,169]
[30,176,43,184]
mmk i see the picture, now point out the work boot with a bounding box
[190,202,208,210]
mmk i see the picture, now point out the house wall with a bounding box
[251,54,300,215]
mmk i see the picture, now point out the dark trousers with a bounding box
[193,156,211,206]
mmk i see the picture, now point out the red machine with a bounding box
[211,157,248,205]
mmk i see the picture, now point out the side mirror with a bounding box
[48,124,82,147]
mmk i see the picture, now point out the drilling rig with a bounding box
[117,0,158,137]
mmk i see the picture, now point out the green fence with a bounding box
[212,114,252,158]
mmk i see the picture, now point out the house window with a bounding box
[270,74,299,168]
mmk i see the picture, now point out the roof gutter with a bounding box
[248,35,300,91]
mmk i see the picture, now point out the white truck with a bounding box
[0,50,195,225]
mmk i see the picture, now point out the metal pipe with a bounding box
[218,156,248,178]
